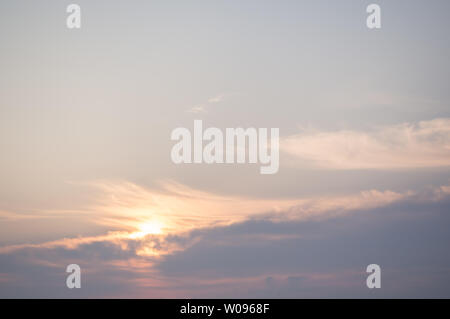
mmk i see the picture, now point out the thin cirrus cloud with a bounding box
[187,94,225,113]
[281,118,450,170]
[207,94,225,104]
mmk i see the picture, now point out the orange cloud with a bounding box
[282,118,450,170]
[2,179,440,256]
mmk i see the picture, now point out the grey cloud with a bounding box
[155,196,450,297]
[1,190,450,298]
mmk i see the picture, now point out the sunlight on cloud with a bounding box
[1,178,449,297]
[0,180,300,256]
[2,179,438,256]
[87,180,300,234]
[282,118,450,170]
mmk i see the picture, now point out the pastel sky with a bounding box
[1,0,450,298]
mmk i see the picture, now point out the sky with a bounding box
[1,0,450,298]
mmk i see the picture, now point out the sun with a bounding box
[139,221,163,235]
[129,220,163,239]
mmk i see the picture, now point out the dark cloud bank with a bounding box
[1,194,450,298]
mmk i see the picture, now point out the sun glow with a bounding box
[129,220,164,239]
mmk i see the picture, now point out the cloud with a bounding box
[153,190,450,297]
[1,182,450,297]
[2,179,445,255]
[207,94,224,104]
[282,118,450,170]
[79,180,301,235]
[1,181,450,297]
[187,94,225,113]
[187,105,206,114]
[85,180,421,232]
[0,210,43,221]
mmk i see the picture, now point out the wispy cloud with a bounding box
[0,210,43,221]
[207,94,224,104]
[187,93,225,113]
[187,105,206,114]
[282,118,450,170]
